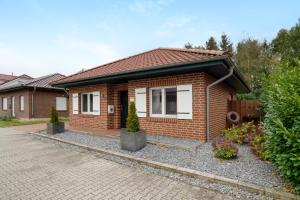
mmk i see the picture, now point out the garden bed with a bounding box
[45,130,287,190]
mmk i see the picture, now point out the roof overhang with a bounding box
[53,56,250,93]
[0,86,65,93]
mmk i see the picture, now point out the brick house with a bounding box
[53,48,250,141]
[0,73,68,119]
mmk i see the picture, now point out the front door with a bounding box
[120,91,128,128]
[11,96,15,117]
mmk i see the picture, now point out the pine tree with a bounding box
[220,33,234,56]
[205,37,219,50]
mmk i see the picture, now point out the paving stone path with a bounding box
[0,128,233,200]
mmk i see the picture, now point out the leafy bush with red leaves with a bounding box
[211,137,238,160]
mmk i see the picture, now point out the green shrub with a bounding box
[212,137,238,160]
[50,107,59,123]
[222,122,256,144]
[251,132,266,160]
[213,145,238,160]
[260,62,300,193]
[126,102,140,132]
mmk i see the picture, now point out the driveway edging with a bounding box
[32,132,299,200]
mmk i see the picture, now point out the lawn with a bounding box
[0,117,68,128]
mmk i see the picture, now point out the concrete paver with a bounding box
[0,128,233,200]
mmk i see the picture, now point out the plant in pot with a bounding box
[120,101,146,151]
[47,106,65,134]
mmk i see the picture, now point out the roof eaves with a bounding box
[53,55,229,87]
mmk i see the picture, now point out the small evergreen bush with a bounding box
[50,107,59,123]
[126,102,140,132]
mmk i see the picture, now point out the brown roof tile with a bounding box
[55,48,226,84]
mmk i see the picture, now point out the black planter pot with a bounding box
[47,122,65,135]
[120,130,146,152]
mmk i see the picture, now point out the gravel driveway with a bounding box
[50,131,287,191]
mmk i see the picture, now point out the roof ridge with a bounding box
[24,73,64,86]
[158,47,225,55]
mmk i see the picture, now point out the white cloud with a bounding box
[0,43,47,77]
[155,16,193,37]
[129,0,173,15]
[0,37,121,77]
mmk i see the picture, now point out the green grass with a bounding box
[0,117,68,128]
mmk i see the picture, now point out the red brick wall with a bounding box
[33,90,68,118]
[68,84,109,132]
[205,75,235,139]
[0,89,68,119]
[128,73,207,141]
[68,72,235,141]
[0,89,31,118]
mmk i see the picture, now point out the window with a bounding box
[150,87,177,117]
[56,97,67,111]
[19,96,24,111]
[2,97,7,111]
[81,92,100,115]
[165,88,177,115]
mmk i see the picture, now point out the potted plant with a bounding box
[120,101,146,151]
[47,107,64,134]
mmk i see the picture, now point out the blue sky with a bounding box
[0,0,299,77]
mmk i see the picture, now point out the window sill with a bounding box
[78,114,100,117]
[147,117,177,123]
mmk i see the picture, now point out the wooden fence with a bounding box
[228,100,260,124]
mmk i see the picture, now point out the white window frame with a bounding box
[56,97,67,111]
[20,96,24,111]
[81,92,100,115]
[2,97,7,111]
[149,86,177,118]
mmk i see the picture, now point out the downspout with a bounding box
[206,65,234,142]
[31,87,36,118]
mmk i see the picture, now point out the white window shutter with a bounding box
[135,88,146,117]
[72,93,78,114]
[20,96,24,111]
[56,97,67,111]
[177,85,193,119]
[92,91,100,115]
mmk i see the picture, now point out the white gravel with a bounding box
[48,131,286,190]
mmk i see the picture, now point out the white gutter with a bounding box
[206,66,234,142]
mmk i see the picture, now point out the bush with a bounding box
[212,137,238,160]
[260,62,300,193]
[222,122,256,144]
[50,107,59,123]
[126,102,140,132]
[250,129,266,160]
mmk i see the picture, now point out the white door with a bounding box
[11,96,15,117]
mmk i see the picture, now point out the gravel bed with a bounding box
[32,134,272,200]
[50,131,286,190]
[146,134,202,149]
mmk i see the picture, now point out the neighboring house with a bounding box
[53,48,250,141]
[0,73,68,119]
[0,74,17,85]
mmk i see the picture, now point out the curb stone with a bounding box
[32,132,300,200]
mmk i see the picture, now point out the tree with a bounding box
[220,33,234,56]
[126,102,140,132]
[184,42,193,49]
[205,36,219,50]
[272,19,300,63]
[235,38,278,95]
